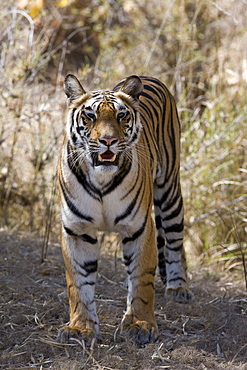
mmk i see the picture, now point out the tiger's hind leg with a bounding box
[154,181,193,302]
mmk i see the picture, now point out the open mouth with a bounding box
[95,150,118,166]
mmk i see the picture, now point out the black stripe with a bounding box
[59,176,94,222]
[71,108,77,122]
[114,181,143,225]
[157,235,165,249]
[122,212,149,244]
[73,299,95,314]
[165,222,184,234]
[155,215,162,229]
[80,234,98,244]
[79,281,95,286]
[139,281,155,289]
[75,259,98,277]
[84,260,98,274]
[126,265,138,275]
[164,258,181,265]
[123,253,134,267]
[102,158,132,196]
[113,76,171,98]
[67,143,102,201]
[167,101,178,176]
[129,180,147,219]
[160,195,183,217]
[140,99,159,128]
[139,100,152,120]
[63,225,97,244]
[158,259,166,271]
[142,86,161,110]
[120,169,139,200]
[63,225,77,236]
[138,107,156,166]
[131,297,148,305]
[166,243,183,252]
[140,268,156,277]
[168,276,186,283]
[128,131,138,145]
[154,168,180,203]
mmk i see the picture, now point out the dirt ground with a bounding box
[1,232,247,370]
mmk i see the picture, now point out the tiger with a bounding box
[57,74,192,346]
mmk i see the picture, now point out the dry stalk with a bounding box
[41,173,58,262]
[231,216,247,293]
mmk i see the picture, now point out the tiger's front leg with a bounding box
[57,226,101,345]
[121,219,159,344]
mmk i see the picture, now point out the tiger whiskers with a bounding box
[124,148,146,174]
[136,142,159,165]
[135,143,158,170]
[67,148,88,169]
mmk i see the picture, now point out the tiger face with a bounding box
[64,74,143,173]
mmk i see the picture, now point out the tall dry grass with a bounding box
[0,0,246,267]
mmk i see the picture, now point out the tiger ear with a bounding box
[120,75,143,100]
[64,74,86,101]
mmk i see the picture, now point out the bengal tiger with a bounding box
[57,74,192,346]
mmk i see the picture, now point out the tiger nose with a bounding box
[98,137,118,147]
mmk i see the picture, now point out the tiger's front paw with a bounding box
[57,325,100,346]
[121,319,158,345]
[165,286,194,303]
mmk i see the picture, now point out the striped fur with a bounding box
[57,74,192,345]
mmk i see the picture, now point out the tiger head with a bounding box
[64,74,143,173]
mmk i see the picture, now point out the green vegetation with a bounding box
[0,0,246,264]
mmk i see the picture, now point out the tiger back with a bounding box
[57,74,192,346]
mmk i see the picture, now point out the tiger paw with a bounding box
[57,325,100,346]
[121,320,159,345]
[165,286,194,303]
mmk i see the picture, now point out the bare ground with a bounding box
[1,233,247,370]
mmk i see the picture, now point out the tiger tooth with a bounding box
[98,154,116,162]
